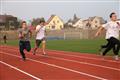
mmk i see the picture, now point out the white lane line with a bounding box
[1,47,120,71]
[37,54,120,71]
[1,46,119,63]
[0,61,41,80]
[0,51,107,80]
[49,50,120,63]
[49,49,113,57]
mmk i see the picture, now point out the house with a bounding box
[0,15,6,30]
[46,15,64,30]
[66,14,91,29]
[66,14,106,30]
[0,14,18,30]
[88,16,106,29]
[72,19,84,29]
[83,19,91,29]
[66,14,84,29]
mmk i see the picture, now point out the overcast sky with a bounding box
[0,0,120,22]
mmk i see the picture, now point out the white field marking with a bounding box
[1,46,119,63]
[49,49,113,58]
[36,54,120,71]
[1,0,119,3]
[49,50,120,63]
[0,61,41,80]
[1,47,120,71]
[0,51,107,80]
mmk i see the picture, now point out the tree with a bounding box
[31,17,45,27]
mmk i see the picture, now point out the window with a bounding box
[53,21,55,24]
[95,20,97,23]
[52,26,55,29]
[60,25,62,29]
[57,20,59,23]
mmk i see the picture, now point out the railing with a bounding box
[0,29,106,40]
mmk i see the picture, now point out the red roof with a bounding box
[46,15,56,24]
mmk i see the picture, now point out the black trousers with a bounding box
[103,37,120,56]
[101,39,110,49]
[19,41,31,59]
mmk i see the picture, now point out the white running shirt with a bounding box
[102,21,120,39]
[36,25,46,40]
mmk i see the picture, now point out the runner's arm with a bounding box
[95,26,104,37]
[35,25,41,33]
[29,29,32,38]
[35,29,39,33]
[18,29,24,38]
[45,29,47,36]
[117,21,120,31]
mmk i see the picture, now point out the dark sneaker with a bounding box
[99,47,104,56]
[22,58,26,61]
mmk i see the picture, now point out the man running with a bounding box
[18,21,32,61]
[33,18,47,55]
[95,12,120,60]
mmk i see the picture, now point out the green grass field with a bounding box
[0,39,119,55]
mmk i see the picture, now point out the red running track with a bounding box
[0,45,120,80]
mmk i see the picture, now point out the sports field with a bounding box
[0,39,105,53]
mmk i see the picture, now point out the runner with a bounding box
[18,21,32,61]
[3,35,7,44]
[33,18,47,55]
[95,12,120,60]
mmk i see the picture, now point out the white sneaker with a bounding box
[114,55,119,60]
[100,52,103,56]
[43,51,46,55]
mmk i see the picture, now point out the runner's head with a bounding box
[21,21,27,29]
[39,18,45,26]
[110,12,117,21]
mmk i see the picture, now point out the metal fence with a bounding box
[0,29,106,41]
